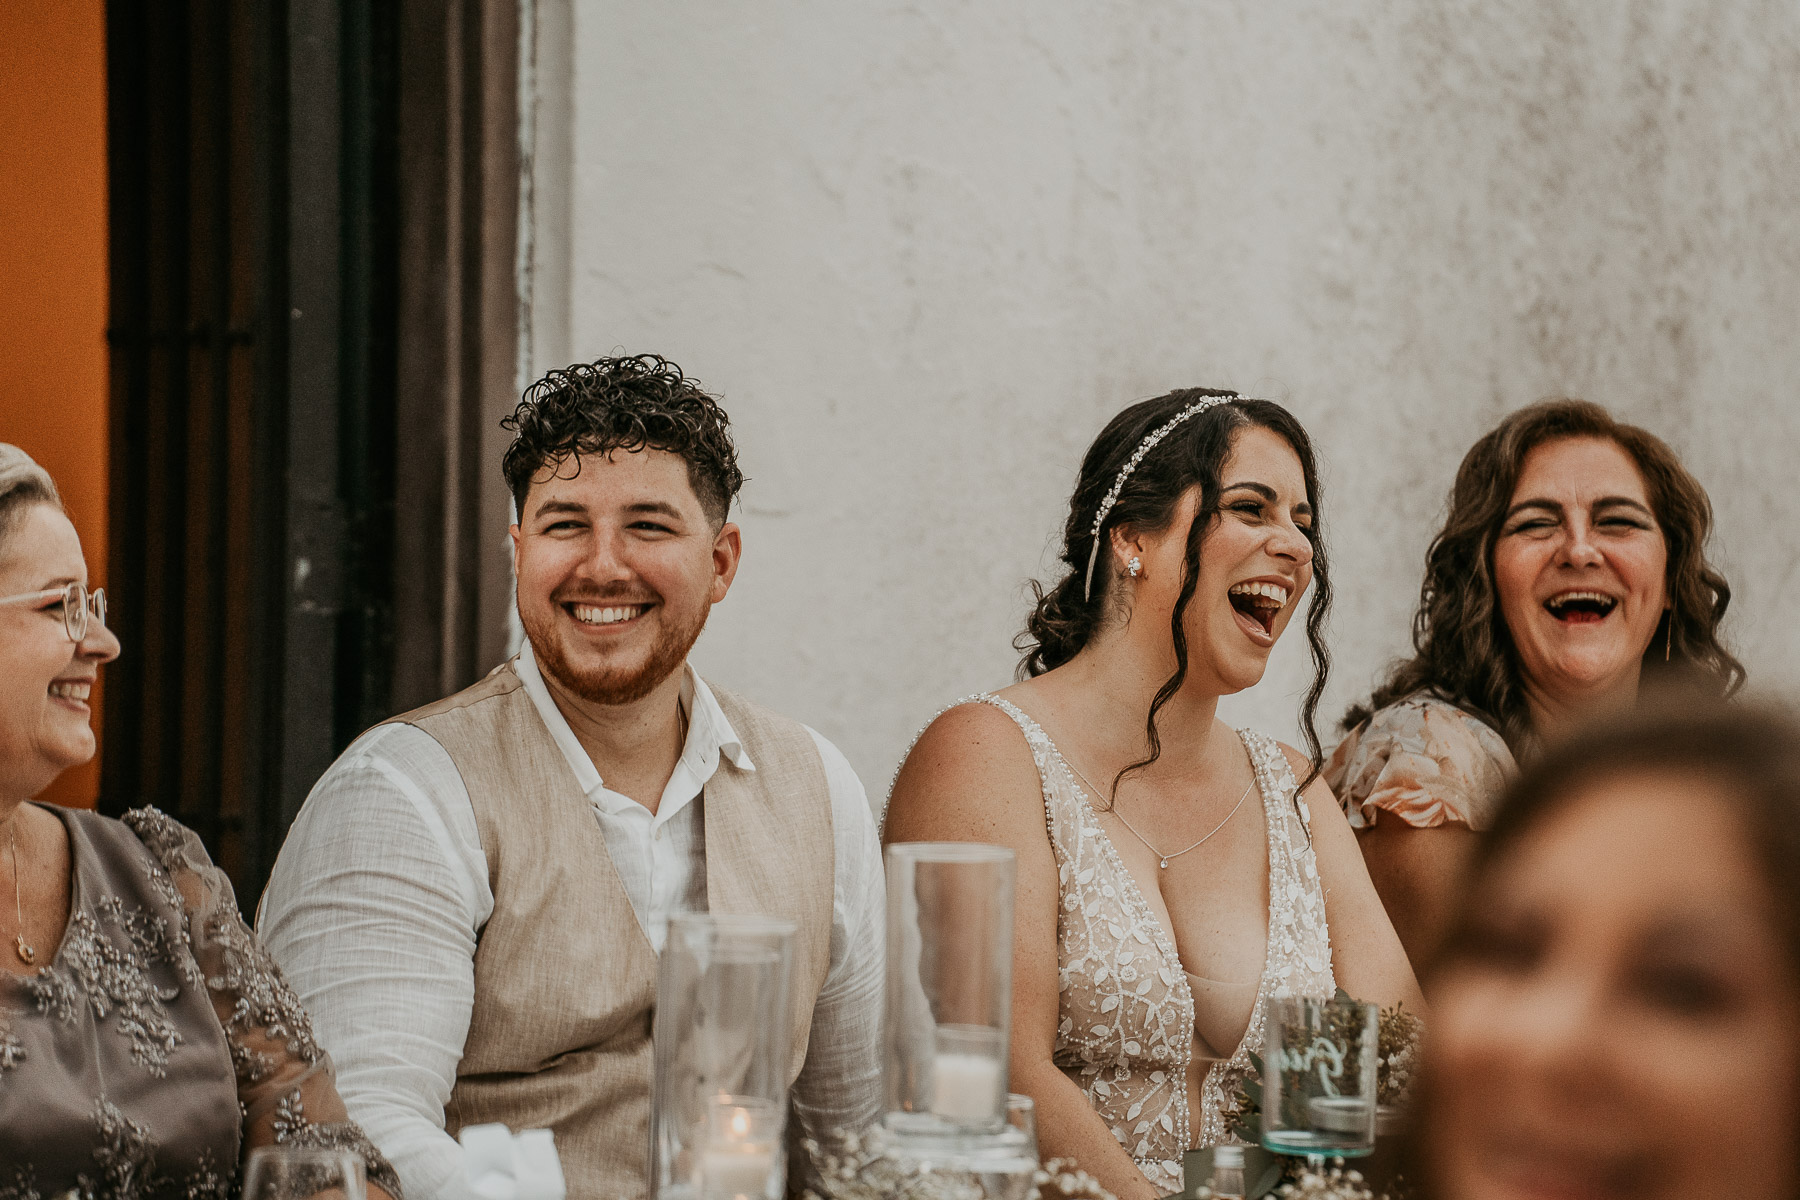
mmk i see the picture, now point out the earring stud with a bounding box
[1127,556,1142,577]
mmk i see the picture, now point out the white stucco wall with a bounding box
[522,1,1800,803]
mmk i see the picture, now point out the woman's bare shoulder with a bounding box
[908,696,1034,763]
[884,697,1048,845]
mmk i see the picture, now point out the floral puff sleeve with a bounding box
[1323,695,1518,833]
[121,809,404,1198]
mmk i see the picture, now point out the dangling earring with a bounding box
[1126,556,1142,578]
[1665,610,1674,661]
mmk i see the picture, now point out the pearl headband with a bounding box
[1082,394,1240,602]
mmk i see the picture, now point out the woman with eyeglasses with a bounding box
[0,444,401,1198]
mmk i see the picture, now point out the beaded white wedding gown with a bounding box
[965,694,1336,1194]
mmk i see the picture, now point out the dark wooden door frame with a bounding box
[103,0,521,910]
[393,0,522,711]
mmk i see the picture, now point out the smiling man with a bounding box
[259,356,884,1200]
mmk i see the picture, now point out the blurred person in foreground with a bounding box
[885,390,1422,1200]
[1328,400,1743,967]
[258,356,884,1200]
[0,445,400,1197]
[1414,699,1800,1200]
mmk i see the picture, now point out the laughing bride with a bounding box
[884,390,1422,1200]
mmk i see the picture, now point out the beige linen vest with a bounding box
[393,662,835,1200]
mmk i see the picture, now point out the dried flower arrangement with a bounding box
[1197,993,1423,1200]
[800,1132,1117,1200]
[1227,995,1423,1142]
[1199,1164,1379,1200]
[1375,1003,1422,1111]
[798,998,1424,1200]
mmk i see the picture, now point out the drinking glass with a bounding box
[1004,1093,1038,1159]
[241,1147,365,1200]
[649,913,798,1200]
[883,843,1016,1134]
[1259,996,1380,1164]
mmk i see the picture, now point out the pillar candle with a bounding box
[930,1050,1003,1122]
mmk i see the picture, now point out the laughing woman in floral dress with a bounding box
[0,444,400,1200]
[1328,401,1743,969]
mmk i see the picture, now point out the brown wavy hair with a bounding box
[1016,390,1333,799]
[1343,399,1744,752]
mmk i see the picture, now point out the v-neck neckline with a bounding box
[1049,728,1280,1063]
[0,802,84,982]
[985,694,1287,1105]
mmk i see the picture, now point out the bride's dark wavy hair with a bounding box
[1342,399,1744,753]
[1015,390,1333,802]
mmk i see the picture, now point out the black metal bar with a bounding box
[391,0,455,713]
[240,0,290,902]
[280,0,346,837]
[176,0,224,854]
[101,0,150,817]
[335,0,401,745]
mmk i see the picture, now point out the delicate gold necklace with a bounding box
[1063,755,1254,870]
[10,822,33,965]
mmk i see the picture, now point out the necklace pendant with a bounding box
[14,934,33,966]
[1159,857,1169,869]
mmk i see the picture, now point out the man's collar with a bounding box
[514,638,754,800]
[684,669,756,774]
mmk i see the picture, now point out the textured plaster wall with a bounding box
[536,1,1800,802]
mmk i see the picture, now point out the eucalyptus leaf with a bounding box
[1181,1147,1215,1197]
[1243,1147,1284,1199]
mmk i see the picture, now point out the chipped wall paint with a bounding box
[541,1,1800,801]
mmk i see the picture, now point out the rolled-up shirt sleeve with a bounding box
[257,724,493,1200]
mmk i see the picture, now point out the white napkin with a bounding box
[459,1124,567,1200]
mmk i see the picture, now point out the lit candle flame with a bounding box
[729,1108,750,1139]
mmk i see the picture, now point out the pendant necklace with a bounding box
[1063,757,1254,870]
[10,822,33,965]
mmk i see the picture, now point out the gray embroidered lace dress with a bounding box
[968,696,1336,1195]
[0,804,400,1200]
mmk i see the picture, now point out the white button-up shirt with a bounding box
[258,642,885,1200]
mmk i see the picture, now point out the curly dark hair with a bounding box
[1343,399,1744,752]
[1015,390,1333,799]
[501,354,745,526]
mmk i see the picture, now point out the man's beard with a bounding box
[524,596,710,706]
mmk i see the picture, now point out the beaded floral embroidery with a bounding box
[123,809,327,1078]
[0,808,402,1200]
[1195,732,1334,1147]
[24,901,186,1076]
[0,1008,24,1073]
[907,696,1335,1194]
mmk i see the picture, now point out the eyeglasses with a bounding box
[0,582,108,643]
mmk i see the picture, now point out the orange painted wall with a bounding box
[0,1,110,808]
